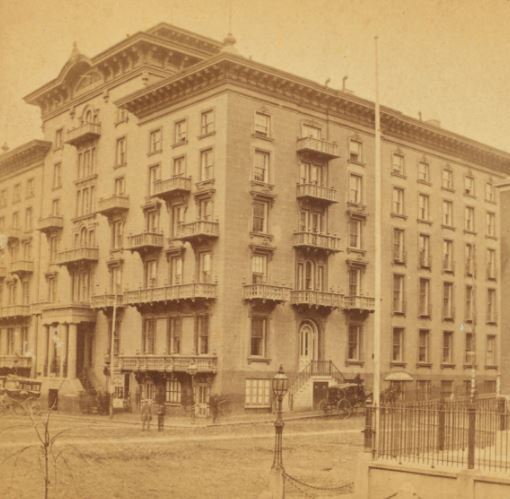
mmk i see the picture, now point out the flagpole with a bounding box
[373,35,382,453]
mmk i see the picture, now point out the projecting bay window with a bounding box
[250,316,267,357]
[252,200,269,233]
[392,328,405,364]
[148,128,162,155]
[347,324,363,363]
[485,335,496,366]
[418,278,431,317]
[393,274,405,314]
[144,260,158,289]
[487,288,497,324]
[168,255,183,285]
[348,174,363,205]
[349,218,363,250]
[417,329,430,364]
[442,200,453,227]
[254,112,271,138]
[115,137,127,167]
[465,206,475,232]
[392,187,405,216]
[393,228,405,263]
[174,119,187,145]
[251,254,268,284]
[142,319,156,355]
[200,110,214,136]
[167,317,182,355]
[391,152,405,176]
[195,315,209,355]
[198,252,212,283]
[442,239,454,272]
[443,282,454,320]
[487,248,496,280]
[442,331,454,365]
[418,194,430,222]
[486,212,496,237]
[253,150,270,183]
[200,148,214,181]
[418,234,431,269]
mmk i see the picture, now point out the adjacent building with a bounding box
[1,23,509,413]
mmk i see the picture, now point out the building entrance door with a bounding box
[298,321,318,370]
[195,384,210,417]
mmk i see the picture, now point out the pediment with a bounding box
[74,69,104,96]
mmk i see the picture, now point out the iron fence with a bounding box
[370,396,510,473]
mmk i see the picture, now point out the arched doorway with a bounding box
[298,320,319,370]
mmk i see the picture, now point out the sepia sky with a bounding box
[1,0,510,152]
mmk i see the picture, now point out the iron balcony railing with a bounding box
[296,182,337,203]
[119,354,217,373]
[10,259,35,275]
[296,137,339,160]
[125,282,216,305]
[153,176,192,199]
[243,283,291,303]
[65,122,101,146]
[341,295,375,312]
[127,232,164,251]
[290,290,342,309]
[0,355,32,369]
[37,215,64,234]
[56,247,99,266]
[97,195,130,217]
[293,231,341,252]
[0,305,31,319]
[176,220,219,241]
[91,293,124,309]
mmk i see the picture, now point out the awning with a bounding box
[384,371,413,382]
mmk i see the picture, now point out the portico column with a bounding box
[67,323,78,379]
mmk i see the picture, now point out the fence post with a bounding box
[437,397,446,451]
[363,400,374,450]
[467,403,476,469]
[498,397,507,431]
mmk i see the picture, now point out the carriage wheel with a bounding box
[337,398,352,419]
[318,398,329,415]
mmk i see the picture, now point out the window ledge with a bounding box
[417,179,432,187]
[251,133,274,142]
[486,321,498,326]
[441,224,456,231]
[345,360,364,367]
[114,162,127,169]
[463,229,477,236]
[463,364,475,369]
[249,231,274,241]
[392,259,406,266]
[392,311,406,316]
[198,131,216,140]
[247,357,271,365]
[71,213,96,224]
[347,159,366,167]
[390,361,407,368]
[391,213,408,220]
[347,247,366,255]
[485,235,497,241]
[416,362,432,368]
[172,139,188,149]
[417,219,432,225]
[441,186,455,193]
[442,317,455,322]
[464,193,477,199]
[391,171,406,179]
[485,365,498,370]
[442,268,454,275]
[441,363,456,369]
[147,149,163,157]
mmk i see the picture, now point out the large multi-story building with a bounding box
[1,23,509,413]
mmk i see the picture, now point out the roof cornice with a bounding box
[0,140,51,176]
[117,53,510,174]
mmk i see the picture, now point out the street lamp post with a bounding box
[272,365,289,471]
[186,360,198,423]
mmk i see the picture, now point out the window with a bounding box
[486,212,496,237]
[465,333,474,365]
[417,380,432,400]
[245,379,271,408]
[111,220,123,250]
[196,315,209,354]
[6,328,15,354]
[487,248,496,279]
[300,161,326,185]
[167,317,182,354]
[252,201,268,233]
[170,204,185,238]
[24,208,33,231]
[0,216,4,230]
[75,186,95,217]
[200,110,214,136]
[114,177,125,196]
[393,228,405,263]
[442,200,453,226]
[392,328,404,363]
[26,178,34,199]
[251,254,267,283]
[348,174,363,204]
[12,211,19,229]
[302,123,321,139]
[441,380,453,398]
[53,163,62,189]
[296,260,326,291]
[348,267,362,297]
[442,331,453,364]
[198,198,213,221]
[418,278,430,316]
[0,189,7,207]
[442,167,453,190]
[71,269,91,302]
[464,175,475,196]
[465,285,475,321]
[485,335,496,366]
[391,153,405,175]
[144,260,158,288]
[418,329,430,363]
[198,252,211,283]
[418,194,430,221]
[54,128,63,149]
[173,156,186,177]
[77,145,96,178]
[347,324,363,361]
[418,234,430,269]
[146,209,160,232]
[169,255,183,285]
[13,184,21,203]
[485,182,494,202]
[21,280,30,305]
[148,129,162,154]
[348,139,362,162]
[443,282,454,320]
[115,137,127,166]
[109,266,122,294]
[148,165,160,195]
[465,206,475,232]
[487,288,497,323]
[253,150,270,183]
[392,187,405,215]
[250,317,267,357]
[349,218,362,249]
[442,239,454,272]
[200,149,214,181]
[465,243,475,277]
[165,379,182,404]
[48,236,59,263]
[116,108,128,124]
[254,112,271,137]
[393,274,405,314]
[418,160,430,183]
[174,119,187,144]
[142,319,156,354]
[108,318,121,356]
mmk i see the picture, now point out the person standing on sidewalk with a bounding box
[141,400,152,431]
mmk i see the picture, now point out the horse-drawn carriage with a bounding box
[318,380,369,419]
[0,375,42,415]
